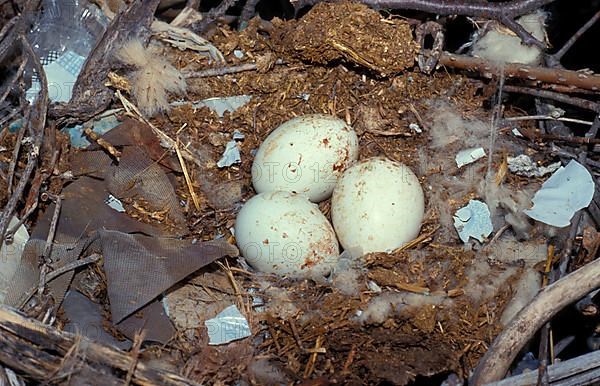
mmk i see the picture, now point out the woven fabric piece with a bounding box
[4,119,238,343]
[100,230,238,323]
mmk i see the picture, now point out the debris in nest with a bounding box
[524,160,594,227]
[115,39,186,116]
[455,147,486,168]
[66,111,121,147]
[507,154,561,177]
[453,200,494,243]
[105,194,125,213]
[217,130,245,168]
[63,290,132,350]
[181,95,253,118]
[26,0,108,102]
[205,304,251,345]
[26,51,87,103]
[409,122,422,133]
[0,217,29,303]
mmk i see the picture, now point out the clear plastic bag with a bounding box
[26,0,108,103]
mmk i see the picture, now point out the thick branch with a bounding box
[0,305,200,386]
[471,255,600,385]
[438,52,600,91]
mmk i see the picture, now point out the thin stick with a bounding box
[503,85,600,112]
[303,336,323,378]
[504,115,593,126]
[586,114,600,140]
[83,127,121,161]
[46,254,101,283]
[38,196,62,296]
[124,330,146,386]
[6,110,27,194]
[0,34,48,250]
[0,106,21,128]
[0,56,27,108]
[184,59,285,78]
[239,0,261,28]
[552,10,600,63]
[175,139,201,211]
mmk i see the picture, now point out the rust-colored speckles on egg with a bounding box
[322,138,330,146]
[263,239,269,245]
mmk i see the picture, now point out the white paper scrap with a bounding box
[453,200,493,243]
[205,305,251,345]
[524,160,594,227]
[455,147,486,168]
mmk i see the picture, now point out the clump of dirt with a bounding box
[273,2,419,76]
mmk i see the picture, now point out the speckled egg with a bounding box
[234,191,339,277]
[331,157,425,255]
[252,114,359,202]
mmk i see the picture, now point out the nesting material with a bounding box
[456,147,486,168]
[116,39,186,116]
[508,154,561,177]
[471,11,547,65]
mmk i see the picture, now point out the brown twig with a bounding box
[586,114,600,140]
[83,127,122,161]
[38,195,62,296]
[438,51,600,91]
[46,254,101,283]
[0,56,27,108]
[125,330,146,386]
[195,0,239,32]
[6,108,27,194]
[0,35,48,250]
[504,85,600,112]
[0,106,21,128]
[184,59,285,78]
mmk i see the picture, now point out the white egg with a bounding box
[331,157,425,255]
[252,114,359,202]
[235,191,339,276]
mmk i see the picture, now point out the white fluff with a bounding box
[471,11,547,65]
